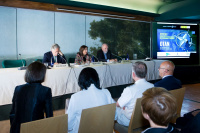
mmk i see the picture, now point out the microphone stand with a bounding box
[18,54,27,70]
[88,53,99,62]
[111,53,123,60]
[139,51,151,61]
[58,54,67,64]
[19,54,24,67]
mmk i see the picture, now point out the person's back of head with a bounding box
[78,67,100,90]
[132,61,147,79]
[141,87,177,127]
[25,61,47,83]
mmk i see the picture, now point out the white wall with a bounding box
[0,6,102,67]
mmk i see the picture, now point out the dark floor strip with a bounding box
[184,98,200,103]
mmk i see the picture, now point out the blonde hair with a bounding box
[141,87,177,126]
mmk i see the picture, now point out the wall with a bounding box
[0,6,151,68]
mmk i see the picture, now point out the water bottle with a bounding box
[126,54,129,60]
[51,57,54,67]
[92,56,95,62]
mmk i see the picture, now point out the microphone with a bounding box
[139,51,151,61]
[111,53,123,60]
[58,53,67,63]
[19,54,24,67]
[18,54,27,70]
[88,53,99,62]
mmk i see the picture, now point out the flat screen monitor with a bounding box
[153,22,199,59]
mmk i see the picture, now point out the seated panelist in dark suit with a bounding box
[10,62,53,133]
[154,61,182,91]
[97,43,117,62]
[43,43,67,66]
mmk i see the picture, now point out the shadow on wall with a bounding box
[0,53,77,68]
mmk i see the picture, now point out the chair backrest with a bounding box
[68,58,75,64]
[169,87,185,122]
[35,59,43,63]
[2,60,26,68]
[78,103,116,133]
[20,114,68,133]
[128,98,149,133]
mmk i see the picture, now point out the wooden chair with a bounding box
[20,114,68,133]
[114,98,149,133]
[78,103,116,133]
[169,87,186,123]
[35,59,43,63]
[68,57,75,64]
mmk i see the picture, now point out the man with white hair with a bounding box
[97,43,116,62]
[115,61,154,126]
[43,44,67,66]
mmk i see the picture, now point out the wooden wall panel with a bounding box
[0,0,154,22]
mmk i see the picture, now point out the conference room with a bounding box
[0,0,200,133]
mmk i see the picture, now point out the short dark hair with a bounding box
[78,67,101,90]
[79,45,88,56]
[141,87,177,126]
[25,62,46,83]
[132,61,147,78]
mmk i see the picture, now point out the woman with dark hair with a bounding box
[75,45,91,65]
[66,67,115,133]
[10,62,53,133]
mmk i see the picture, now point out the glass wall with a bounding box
[87,18,151,59]
[0,6,17,61]
[0,6,150,68]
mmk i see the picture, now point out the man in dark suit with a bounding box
[43,44,67,66]
[97,43,116,62]
[154,61,182,91]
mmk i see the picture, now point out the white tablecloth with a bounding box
[0,60,164,105]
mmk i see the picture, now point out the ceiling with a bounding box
[25,0,200,23]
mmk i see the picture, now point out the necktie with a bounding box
[104,53,107,60]
[54,56,57,63]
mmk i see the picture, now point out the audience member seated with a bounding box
[141,87,179,133]
[154,61,182,91]
[66,67,115,133]
[10,62,53,133]
[97,43,117,62]
[43,43,67,66]
[115,61,154,126]
[176,109,200,133]
[75,45,91,65]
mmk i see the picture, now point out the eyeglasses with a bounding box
[158,67,169,71]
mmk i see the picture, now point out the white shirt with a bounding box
[162,75,172,79]
[66,84,115,133]
[118,79,154,119]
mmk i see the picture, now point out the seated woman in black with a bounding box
[75,45,91,65]
[141,87,179,133]
[10,62,53,133]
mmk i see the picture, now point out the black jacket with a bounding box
[42,51,67,66]
[10,83,53,133]
[154,76,182,91]
[97,49,113,62]
[143,124,180,133]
